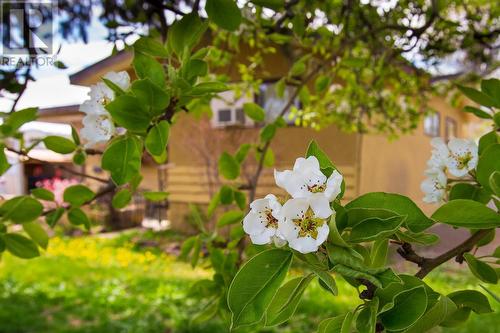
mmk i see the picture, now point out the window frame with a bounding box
[445,116,457,142]
[423,112,441,137]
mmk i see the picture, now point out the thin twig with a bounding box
[42,184,116,216]
[6,147,108,184]
[415,229,491,279]
[248,65,322,202]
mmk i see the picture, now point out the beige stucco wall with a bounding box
[358,96,469,215]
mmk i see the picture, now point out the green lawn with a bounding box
[0,232,498,333]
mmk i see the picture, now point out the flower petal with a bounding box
[308,194,333,219]
[249,228,275,245]
[324,170,343,201]
[289,236,319,254]
[242,212,266,235]
[281,198,309,219]
[293,156,320,173]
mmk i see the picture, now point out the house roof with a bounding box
[69,51,132,86]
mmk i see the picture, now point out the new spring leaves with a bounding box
[243,156,343,253]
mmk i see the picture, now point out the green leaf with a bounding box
[243,103,265,122]
[315,75,331,93]
[0,144,10,175]
[371,238,389,268]
[235,143,252,163]
[346,192,434,232]
[131,79,170,116]
[318,312,354,333]
[490,171,500,195]
[2,233,39,258]
[431,199,500,229]
[73,151,86,165]
[102,78,125,96]
[449,183,491,204]
[478,131,498,155]
[102,136,142,185]
[331,264,399,289]
[190,81,229,95]
[134,37,168,57]
[218,152,240,180]
[481,78,500,106]
[132,52,165,88]
[290,61,306,76]
[250,0,284,10]
[112,189,132,209]
[234,190,247,210]
[67,207,90,228]
[463,106,492,119]
[348,215,405,242]
[0,196,43,223]
[458,85,498,107]
[182,59,208,82]
[63,185,95,207]
[228,249,293,329]
[463,253,498,284]
[167,13,207,57]
[23,222,48,249]
[106,95,152,132]
[356,298,378,333]
[71,126,80,145]
[207,193,220,217]
[477,144,500,192]
[314,270,338,296]
[45,207,64,228]
[405,295,457,333]
[395,230,440,245]
[327,214,349,247]
[145,121,170,157]
[205,0,242,31]
[447,290,493,314]
[265,274,314,326]
[217,210,244,227]
[143,191,169,202]
[219,185,234,205]
[43,136,76,154]
[379,285,428,331]
[260,124,277,142]
[31,188,54,201]
[1,107,37,135]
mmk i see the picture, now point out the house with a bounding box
[35,50,476,231]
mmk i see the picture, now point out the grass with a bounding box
[0,232,498,333]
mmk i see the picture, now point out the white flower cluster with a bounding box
[243,156,343,254]
[79,71,130,147]
[421,137,478,204]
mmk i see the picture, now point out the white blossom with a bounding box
[80,114,115,148]
[242,194,285,246]
[426,137,449,170]
[78,71,130,147]
[274,156,343,204]
[278,197,332,254]
[446,138,478,178]
[103,71,130,91]
[421,168,447,204]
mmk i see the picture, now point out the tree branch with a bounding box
[6,147,109,184]
[42,183,116,216]
[415,229,491,279]
[248,65,322,202]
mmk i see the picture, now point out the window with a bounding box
[217,109,232,123]
[257,82,300,123]
[213,108,247,127]
[445,117,457,141]
[424,112,440,137]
